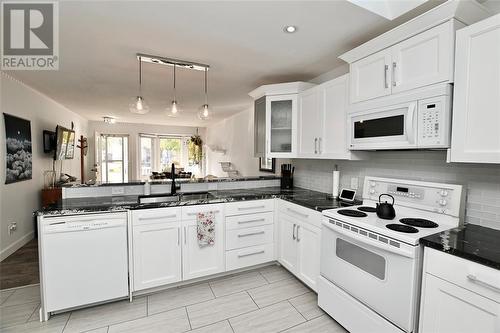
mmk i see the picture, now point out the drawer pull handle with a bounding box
[238,218,265,224]
[238,231,265,238]
[238,206,266,211]
[140,214,177,220]
[187,210,220,216]
[287,208,308,218]
[238,250,265,258]
[467,274,500,293]
[292,224,296,240]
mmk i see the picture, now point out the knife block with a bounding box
[280,172,293,189]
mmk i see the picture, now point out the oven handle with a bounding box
[327,224,415,259]
[406,102,417,145]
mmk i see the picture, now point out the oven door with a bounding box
[349,101,417,150]
[320,220,419,332]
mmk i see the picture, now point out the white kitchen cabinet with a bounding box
[450,13,500,164]
[278,200,322,291]
[296,221,321,289]
[131,209,182,291]
[350,49,392,103]
[349,21,458,104]
[391,21,454,94]
[419,248,500,333]
[181,204,224,280]
[298,75,355,160]
[249,82,315,158]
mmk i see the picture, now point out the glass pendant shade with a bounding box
[129,96,150,114]
[198,104,211,120]
[167,100,180,117]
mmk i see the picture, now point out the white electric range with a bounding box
[318,176,464,333]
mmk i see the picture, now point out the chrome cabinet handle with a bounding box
[238,231,265,238]
[177,228,180,245]
[318,138,322,154]
[384,64,389,89]
[292,223,296,240]
[314,138,318,154]
[392,62,397,87]
[287,208,309,218]
[184,226,187,244]
[296,226,301,242]
[238,218,265,224]
[467,274,500,293]
[238,205,265,211]
[238,250,265,258]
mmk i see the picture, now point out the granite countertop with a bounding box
[421,224,500,270]
[61,176,280,187]
[36,186,354,217]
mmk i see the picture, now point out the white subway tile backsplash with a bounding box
[292,151,500,230]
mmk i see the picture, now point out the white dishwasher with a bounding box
[39,212,129,320]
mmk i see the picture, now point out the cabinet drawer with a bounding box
[132,208,181,226]
[181,204,223,220]
[425,247,500,302]
[226,212,273,231]
[225,200,274,216]
[226,224,274,251]
[226,244,274,271]
[278,199,322,228]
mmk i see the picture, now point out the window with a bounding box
[99,134,129,183]
[139,134,200,179]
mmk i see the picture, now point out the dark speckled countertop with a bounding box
[36,186,359,217]
[421,224,500,270]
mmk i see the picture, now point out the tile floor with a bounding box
[0,264,348,333]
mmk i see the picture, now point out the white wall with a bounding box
[292,151,500,230]
[205,107,279,177]
[87,121,205,180]
[0,73,88,260]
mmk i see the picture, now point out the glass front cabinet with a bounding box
[249,82,314,158]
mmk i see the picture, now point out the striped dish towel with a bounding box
[197,211,215,246]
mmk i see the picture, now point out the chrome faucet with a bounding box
[171,163,177,195]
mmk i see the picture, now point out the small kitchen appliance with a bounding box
[318,176,463,333]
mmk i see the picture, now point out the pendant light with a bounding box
[129,56,150,114]
[167,64,181,117]
[198,67,211,120]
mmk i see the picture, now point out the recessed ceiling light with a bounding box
[283,25,297,33]
[103,116,116,124]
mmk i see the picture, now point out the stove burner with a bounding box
[386,224,419,233]
[337,209,368,217]
[400,218,438,228]
[357,206,376,213]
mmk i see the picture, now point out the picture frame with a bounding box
[4,113,32,184]
[259,157,275,173]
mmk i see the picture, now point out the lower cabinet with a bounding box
[419,248,500,333]
[278,201,321,291]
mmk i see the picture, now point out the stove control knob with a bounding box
[370,181,376,187]
[369,189,376,194]
[438,199,447,206]
[439,190,448,197]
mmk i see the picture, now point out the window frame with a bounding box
[98,134,130,183]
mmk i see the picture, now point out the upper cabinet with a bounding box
[350,21,460,104]
[298,75,357,160]
[450,13,500,164]
[249,82,315,158]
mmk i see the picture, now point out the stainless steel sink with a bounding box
[138,195,180,204]
[180,192,215,201]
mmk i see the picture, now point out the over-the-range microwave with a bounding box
[348,84,452,150]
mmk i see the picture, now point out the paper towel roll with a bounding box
[332,170,340,199]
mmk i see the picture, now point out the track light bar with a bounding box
[137,53,210,72]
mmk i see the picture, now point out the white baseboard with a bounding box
[0,231,34,262]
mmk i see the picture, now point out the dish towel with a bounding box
[197,211,215,247]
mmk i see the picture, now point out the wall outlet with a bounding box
[350,177,359,190]
[8,222,17,235]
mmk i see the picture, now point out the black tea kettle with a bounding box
[376,194,396,220]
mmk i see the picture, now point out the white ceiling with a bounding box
[4,0,444,126]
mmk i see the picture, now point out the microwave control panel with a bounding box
[417,95,451,148]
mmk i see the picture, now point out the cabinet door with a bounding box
[320,74,350,159]
[278,214,298,273]
[296,222,321,291]
[298,87,321,157]
[392,21,453,94]
[132,223,181,291]
[419,274,500,333]
[182,211,225,280]
[266,94,298,158]
[451,14,500,163]
[350,49,392,103]
[254,96,266,158]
